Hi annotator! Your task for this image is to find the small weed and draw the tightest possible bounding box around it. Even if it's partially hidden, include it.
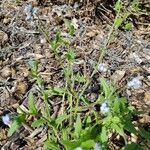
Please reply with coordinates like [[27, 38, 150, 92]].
[[114, 0, 141, 30], [7, 0, 150, 150]]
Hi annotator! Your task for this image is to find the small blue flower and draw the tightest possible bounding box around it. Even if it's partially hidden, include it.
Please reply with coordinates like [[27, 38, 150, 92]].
[[97, 63, 108, 73], [127, 77, 142, 89], [24, 4, 38, 21], [24, 4, 33, 14], [94, 142, 102, 150], [100, 102, 109, 114], [75, 147, 83, 150], [2, 114, 11, 126]]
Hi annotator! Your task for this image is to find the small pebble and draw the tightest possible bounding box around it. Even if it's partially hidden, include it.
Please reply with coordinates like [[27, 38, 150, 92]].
[[40, 37, 46, 44]]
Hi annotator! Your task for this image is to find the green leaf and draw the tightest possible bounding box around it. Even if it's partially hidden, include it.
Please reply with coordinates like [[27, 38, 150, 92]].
[[64, 19, 76, 36], [124, 118, 138, 135], [125, 22, 133, 30], [111, 123, 124, 137], [80, 124, 102, 141], [100, 78, 110, 98], [81, 139, 95, 148], [8, 114, 26, 136], [111, 116, 120, 124], [101, 126, 108, 143], [138, 128, 150, 139], [28, 92, 37, 114], [45, 87, 65, 96], [86, 116, 92, 124], [66, 49, 76, 62], [123, 143, 139, 150], [44, 140, 58, 150], [75, 73, 86, 83], [114, 0, 122, 12], [16, 0, 21, 4], [55, 31, 62, 43], [61, 140, 80, 150], [51, 31, 63, 51], [31, 118, 46, 128], [36, 77, 44, 89], [8, 120, 20, 137], [62, 129, 68, 141], [131, 0, 140, 12], [117, 97, 128, 113], [113, 98, 120, 114], [69, 25, 75, 36], [55, 114, 69, 125], [115, 17, 123, 29], [102, 115, 112, 126], [74, 114, 82, 138], [53, 87, 65, 95], [29, 60, 38, 78]]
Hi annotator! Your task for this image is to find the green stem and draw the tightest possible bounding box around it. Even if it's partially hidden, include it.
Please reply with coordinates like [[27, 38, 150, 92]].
[[77, 0, 122, 103]]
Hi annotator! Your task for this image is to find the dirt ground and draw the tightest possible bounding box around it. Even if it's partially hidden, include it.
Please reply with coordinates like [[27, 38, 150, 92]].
[[0, 0, 150, 149]]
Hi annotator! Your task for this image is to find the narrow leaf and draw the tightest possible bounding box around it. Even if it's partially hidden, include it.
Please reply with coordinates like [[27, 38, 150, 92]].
[[139, 128, 150, 139], [101, 126, 108, 143], [28, 92, 37, 114], [123, 143, 139, 150], [8, 114, 26, 136], [115, 17, 123, 29], [74, 114, 82, 138], [55, 114, 69, 125], [8, 120, 20, 136], [31, 118, 46, 128], [81, 139, 95, 148], [44, 140, 58, 150], [100, 78, 110, 98]]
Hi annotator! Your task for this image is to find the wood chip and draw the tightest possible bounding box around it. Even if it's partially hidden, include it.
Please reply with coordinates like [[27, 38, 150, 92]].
[[111, 70, 126, 82]]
